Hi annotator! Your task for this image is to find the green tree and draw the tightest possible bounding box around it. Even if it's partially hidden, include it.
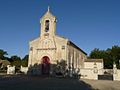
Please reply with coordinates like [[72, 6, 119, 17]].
[[89, 45, 120, 69], [89, 48, 112, 68], [110, 45, 120, 68], [89, 48, 105, 59], [21, 55, 28, 67], [10, 55, 22, 71], [0, 49, 8, 60]]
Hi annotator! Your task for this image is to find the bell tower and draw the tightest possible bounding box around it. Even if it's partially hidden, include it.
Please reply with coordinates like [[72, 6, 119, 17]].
[[40, 7, 57, 37]]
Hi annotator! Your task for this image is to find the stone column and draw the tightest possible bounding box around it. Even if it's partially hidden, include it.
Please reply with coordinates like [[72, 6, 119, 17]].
[[113, 62, 117, 74], [113, 62, 120, 81], [69, 55, 73, 77]]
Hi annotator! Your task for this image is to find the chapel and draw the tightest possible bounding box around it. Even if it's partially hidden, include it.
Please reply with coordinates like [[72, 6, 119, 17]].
[[28, 7, 96, 76]]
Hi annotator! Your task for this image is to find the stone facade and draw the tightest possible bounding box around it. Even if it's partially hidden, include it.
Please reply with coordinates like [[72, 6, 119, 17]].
[[28, 8, 87, 75], [84, 59, 103, 70], [80, 59, 104, 80]]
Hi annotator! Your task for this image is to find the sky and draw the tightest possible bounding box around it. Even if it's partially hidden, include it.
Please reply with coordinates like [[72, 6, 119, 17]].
[[0, 0, 120, 58]]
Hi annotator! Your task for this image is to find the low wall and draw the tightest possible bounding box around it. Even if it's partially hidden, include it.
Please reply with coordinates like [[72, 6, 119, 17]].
[[79, 67, 120, 81], [7, 65, 15, 75], [20, 66, 28, 74], [103, 69, 113, 74], [113, 69, 120, 81], [98, 69, 104, 75], [80, 68, 98, 80]]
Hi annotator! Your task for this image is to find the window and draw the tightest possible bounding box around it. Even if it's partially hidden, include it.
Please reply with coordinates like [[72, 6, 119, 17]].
[[45, 20, 49, 32], [62, 46, 65, 49], [30, 47, 33, 51]]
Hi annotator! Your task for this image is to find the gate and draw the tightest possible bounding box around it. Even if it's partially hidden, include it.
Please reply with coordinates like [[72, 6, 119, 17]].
[[98, 74, 113, 80]]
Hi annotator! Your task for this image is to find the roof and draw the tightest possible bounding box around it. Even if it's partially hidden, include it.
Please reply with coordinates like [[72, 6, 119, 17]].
[[68, 41, 87, 55], [55, 35, 87, 55], [56, 34, 67, 39], [40, 7, 56, 22], [85, 59, 103, 62]]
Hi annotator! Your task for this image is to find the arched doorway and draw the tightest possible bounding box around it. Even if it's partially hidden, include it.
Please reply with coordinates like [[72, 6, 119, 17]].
[[41, 56, 50, 75]]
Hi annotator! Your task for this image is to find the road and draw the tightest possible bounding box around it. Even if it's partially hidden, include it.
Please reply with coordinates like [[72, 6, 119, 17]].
[[0, 75, 93, 90]]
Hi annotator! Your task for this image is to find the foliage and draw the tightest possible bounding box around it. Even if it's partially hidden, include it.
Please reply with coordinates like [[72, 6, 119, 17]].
[[0, 49, 10, 71], [10, 55, 22, 71], [21, 55, 28, 67], [0, 60, 10, 70], [9, 55, 28, 72], [0, 49, 8, 60], [89, 45, 120, 69], [55, 60, 67, 76], [0, 49, 29, 73]]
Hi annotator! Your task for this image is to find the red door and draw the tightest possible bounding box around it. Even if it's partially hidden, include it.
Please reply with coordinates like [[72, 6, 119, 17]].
[[41, 56, 50, 75]]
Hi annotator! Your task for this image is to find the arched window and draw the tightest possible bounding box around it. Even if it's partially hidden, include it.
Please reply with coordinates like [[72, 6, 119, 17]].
[[45, 20, 49, 32]]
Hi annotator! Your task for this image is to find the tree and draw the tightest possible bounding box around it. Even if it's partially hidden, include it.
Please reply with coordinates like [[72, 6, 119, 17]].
[[55, 60, 67, 76], [89, 45, 120, 69], [0, 49, 8, 60], [0, 60, 11, 70], [110, 46, 120, 68], [89, 48, 105, 59], [21, 55, 28, 67], [10, 55, 22, 71], [89, 48, 111, 68]]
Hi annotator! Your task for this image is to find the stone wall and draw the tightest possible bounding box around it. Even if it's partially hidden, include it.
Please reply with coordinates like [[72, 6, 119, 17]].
[[20, 66, 28, 74], [80, 68, 98, 80], [113, 69, 120, 81], [7, 65, 15, 75]]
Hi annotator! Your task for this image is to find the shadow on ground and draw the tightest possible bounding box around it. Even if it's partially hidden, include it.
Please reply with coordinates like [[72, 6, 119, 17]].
[[0, 75, 95, 90]]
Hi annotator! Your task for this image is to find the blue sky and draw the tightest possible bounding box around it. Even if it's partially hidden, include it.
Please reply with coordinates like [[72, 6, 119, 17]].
[[0, 0, 120, 58]]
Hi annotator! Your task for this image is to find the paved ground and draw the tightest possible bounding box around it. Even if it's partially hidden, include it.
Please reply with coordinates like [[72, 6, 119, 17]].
[[0, 75, 93, 90], [82, 79, 120, 90], [0, 75, 120, 90]]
